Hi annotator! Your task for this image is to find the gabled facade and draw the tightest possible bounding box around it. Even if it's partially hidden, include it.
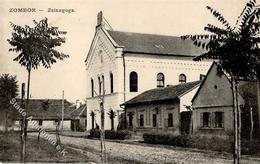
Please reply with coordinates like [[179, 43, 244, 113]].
[[192, 62, 246, 136], [85, 12, 212, 130]]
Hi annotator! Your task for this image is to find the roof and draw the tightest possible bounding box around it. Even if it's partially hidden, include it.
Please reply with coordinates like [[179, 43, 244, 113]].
[[70, 104, 87, 117], [123, 81, 201, 106], [107, 30, 206, 57], [15, 99, 74, 120]]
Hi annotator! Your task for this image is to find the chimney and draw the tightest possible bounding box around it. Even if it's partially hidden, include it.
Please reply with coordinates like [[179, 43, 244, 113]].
[[76, 100, 80, 109], [97, 11, 103, 27]]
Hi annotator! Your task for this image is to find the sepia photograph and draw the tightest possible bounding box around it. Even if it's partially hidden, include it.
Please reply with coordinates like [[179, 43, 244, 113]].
[[0, 0, 260, 163]]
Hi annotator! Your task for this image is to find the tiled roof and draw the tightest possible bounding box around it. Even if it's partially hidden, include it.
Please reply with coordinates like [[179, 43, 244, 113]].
[[15, 99, 74, 120], [70, 104, 87, 117], [123, 81, 201, 106], [107, 30, 206, 57]]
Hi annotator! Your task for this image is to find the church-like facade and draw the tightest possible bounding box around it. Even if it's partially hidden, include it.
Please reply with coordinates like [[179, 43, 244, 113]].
[[85, 12, 212, 130]]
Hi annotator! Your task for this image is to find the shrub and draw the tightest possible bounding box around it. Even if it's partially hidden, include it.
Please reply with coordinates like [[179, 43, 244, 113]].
[[143, 133, 233, 152], [89, 129, 100, 138], [241, 139, 260, 155], [89, 129, 130, 140]]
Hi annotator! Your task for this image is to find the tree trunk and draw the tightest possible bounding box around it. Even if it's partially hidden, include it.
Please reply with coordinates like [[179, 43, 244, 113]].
[[37, 121, 41, 143], [5, 112, 8, 133], [20, 82, 26, 163], [56, 121, 61, 146], [231, 76, 239, 164], [257, 80, 260, 137], [235, 79, 241, 163], [111, 117, 114, 131], [250, 106, 254, 141], [25, 69, 31, 138], [92, 115, 94, 129], [100, 102, 106, 163], [189, 109, 193, 136]]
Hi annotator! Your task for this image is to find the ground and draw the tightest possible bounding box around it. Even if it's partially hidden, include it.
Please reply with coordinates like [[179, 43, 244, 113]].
[[42, 133, 260, 164], [1, 131, 260, 163], [0, 132, 90, 163]]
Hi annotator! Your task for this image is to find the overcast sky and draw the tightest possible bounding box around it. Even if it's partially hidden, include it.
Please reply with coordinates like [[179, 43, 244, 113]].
[[0, 0, 252, 103]]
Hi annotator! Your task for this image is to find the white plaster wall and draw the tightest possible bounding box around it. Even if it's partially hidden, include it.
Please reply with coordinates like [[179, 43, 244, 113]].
[[179, 86, 199, 112], [27, 120, 71, 131], [124, 53, 211, 101], [86, 29, 124, 130]]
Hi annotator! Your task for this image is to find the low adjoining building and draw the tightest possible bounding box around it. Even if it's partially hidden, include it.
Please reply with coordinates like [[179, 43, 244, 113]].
[[122, 81, 201, 135], [192, 62, 259, 137]]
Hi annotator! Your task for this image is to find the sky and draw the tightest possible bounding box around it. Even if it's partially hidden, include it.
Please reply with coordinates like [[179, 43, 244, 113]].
[[0, 0, 252, 103]]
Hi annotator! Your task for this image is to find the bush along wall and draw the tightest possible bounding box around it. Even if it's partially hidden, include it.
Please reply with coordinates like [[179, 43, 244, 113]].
[[143, 133, 260, 156], [89, 129, 130, 140]]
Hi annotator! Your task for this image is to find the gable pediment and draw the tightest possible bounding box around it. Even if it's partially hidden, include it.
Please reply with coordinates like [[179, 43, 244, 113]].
[[85, 29, 117, 70], [192, 63, 233, 108]]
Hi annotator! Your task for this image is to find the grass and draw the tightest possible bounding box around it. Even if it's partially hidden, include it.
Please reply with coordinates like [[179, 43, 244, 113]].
[[0, 131, 91, 162]]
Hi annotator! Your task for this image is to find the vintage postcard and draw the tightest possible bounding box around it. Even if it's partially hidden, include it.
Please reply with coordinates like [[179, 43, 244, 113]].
[[0, 0, 259, 163]]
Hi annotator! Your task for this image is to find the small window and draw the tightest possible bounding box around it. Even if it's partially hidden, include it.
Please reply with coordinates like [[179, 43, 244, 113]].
[[168, 113, 173, 127], [157, 73, 165, 88], [152, 114, 157, 127], [98, 77, 101, 95], [214, 112, 224, 128], [202, 112, 210, 127], [39, 120, 43, 126], [91, 78, 94, 97], [179, 74, 187, 83], [100, 55, 103, 63], [102, 75, 105, 95], [139, 114, 144, 127], [130, 72, 138, 92], [110, 73, 114, 93]]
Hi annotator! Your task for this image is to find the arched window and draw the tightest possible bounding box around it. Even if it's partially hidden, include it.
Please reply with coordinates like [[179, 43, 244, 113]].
[[110, 73, 114, 93], [179, 74, 186, 83], [157, 73, 165, 88], [98, 76, 101, 95], [102, 75, 105, 95], [129, 71, 138, 92], [91, 78, 94, 97]]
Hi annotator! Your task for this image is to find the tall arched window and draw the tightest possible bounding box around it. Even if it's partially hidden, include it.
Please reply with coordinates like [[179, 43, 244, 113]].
[[91, 78, 94, 97], [110, 73, 114, 93], [129, 71, 138, 92], [157, 73, 165, 88], [179, 74, 186, 83], [98, 76, 101, 95], [102, 75, 105, 95]]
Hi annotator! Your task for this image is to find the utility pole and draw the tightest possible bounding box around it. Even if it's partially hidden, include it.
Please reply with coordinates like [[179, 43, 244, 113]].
[[61, 90, 64, 132]]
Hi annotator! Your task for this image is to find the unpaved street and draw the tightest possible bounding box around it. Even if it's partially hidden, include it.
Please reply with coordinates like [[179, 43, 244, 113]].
[[49, 135, 260, 164]]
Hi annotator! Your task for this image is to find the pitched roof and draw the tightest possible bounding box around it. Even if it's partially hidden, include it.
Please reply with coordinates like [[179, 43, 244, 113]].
[[123, 81, 201, 106], [107, 30, 206, 57], [70, 104, 87, 117], [15, 99, 74, 120]]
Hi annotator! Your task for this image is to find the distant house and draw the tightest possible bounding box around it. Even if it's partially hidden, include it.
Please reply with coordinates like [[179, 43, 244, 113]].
[[121, 81, 201, 135], [192, 62, 259, 137], [9, 99, 87, 132], [70, 104, 87, 131]]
